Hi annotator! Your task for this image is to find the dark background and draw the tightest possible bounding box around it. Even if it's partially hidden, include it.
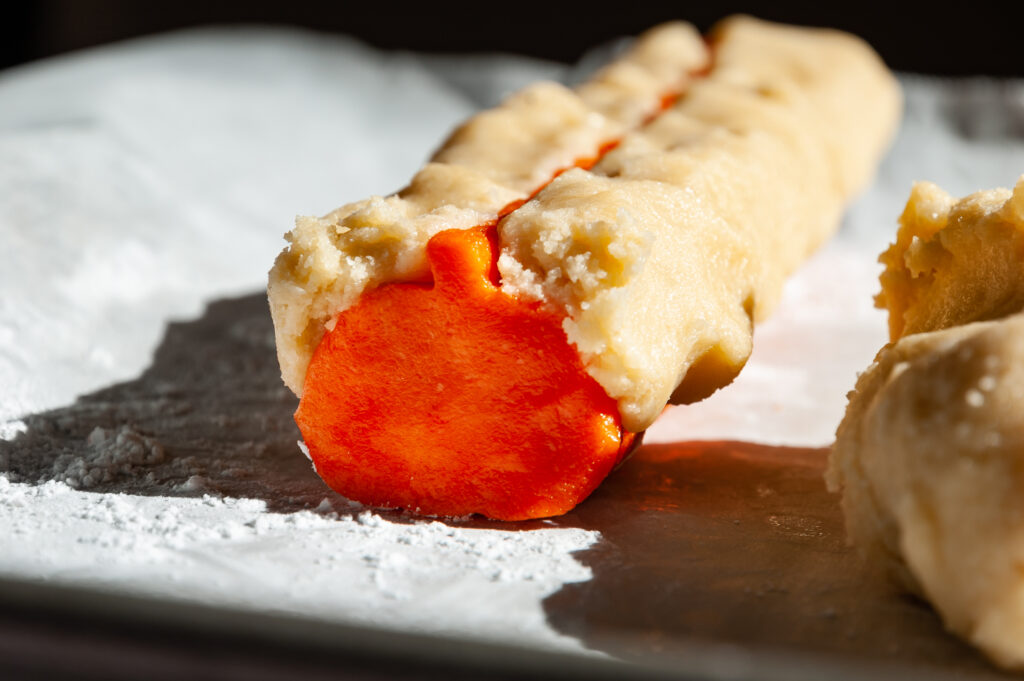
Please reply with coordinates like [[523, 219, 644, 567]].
[[1, 1, 1020, 75]]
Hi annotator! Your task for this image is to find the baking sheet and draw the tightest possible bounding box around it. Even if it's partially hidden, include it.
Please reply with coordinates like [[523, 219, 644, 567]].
[[2, 25, 1024, 678]]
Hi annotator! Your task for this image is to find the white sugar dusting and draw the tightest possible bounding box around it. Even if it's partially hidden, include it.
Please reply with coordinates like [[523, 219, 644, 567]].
[[0, 419, 26, 442], [0, 471, 596, 646]]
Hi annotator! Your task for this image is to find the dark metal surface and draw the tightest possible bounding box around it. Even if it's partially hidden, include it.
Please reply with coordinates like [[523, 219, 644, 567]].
[[0, 570, 978, 681], [544, 442, 1012, 679]]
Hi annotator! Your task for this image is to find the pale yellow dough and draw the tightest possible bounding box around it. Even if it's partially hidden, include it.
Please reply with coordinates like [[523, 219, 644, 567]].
[[269, 16, 900, 432], [878, 178, 1024, 340], [829, 314, 1024, 669], [829, 180, 1024, 670]]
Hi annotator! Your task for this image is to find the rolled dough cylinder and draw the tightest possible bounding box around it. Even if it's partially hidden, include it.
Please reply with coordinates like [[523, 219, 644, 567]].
[[269, 16, 901, 432]]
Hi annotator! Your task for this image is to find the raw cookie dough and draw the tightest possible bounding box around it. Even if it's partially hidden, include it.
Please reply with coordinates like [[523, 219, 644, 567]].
[[269, 22, 709, 397], [829, 313, 1024, 669], [269, 16, 900, 432], [878, 177, 1024, 340], [829, 178, 1024, 670]]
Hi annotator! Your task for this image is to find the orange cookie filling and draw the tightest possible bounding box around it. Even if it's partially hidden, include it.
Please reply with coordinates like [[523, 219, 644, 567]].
[[297, 226, 636, 520]]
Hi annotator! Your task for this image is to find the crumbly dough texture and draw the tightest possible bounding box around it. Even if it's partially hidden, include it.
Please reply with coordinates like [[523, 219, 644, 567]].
[[269, 21, 708, 396], [269, 17, 900, 432], [878, 178, 1024, 340], [497, 17, 900, 430], [828, 314, 1024, 669], [829, 180, 1024, 670]]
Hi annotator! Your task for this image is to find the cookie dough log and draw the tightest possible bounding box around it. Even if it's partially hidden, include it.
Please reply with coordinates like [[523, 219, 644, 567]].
[[270, 17, 899, 520], [828, 181, 1024, 669]]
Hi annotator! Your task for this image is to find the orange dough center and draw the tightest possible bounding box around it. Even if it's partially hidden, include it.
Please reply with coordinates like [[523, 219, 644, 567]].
[[296, 227, 633, 520]]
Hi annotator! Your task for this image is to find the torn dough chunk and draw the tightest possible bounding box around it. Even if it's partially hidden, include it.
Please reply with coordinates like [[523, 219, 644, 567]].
[[829, 179, 1024, 669]]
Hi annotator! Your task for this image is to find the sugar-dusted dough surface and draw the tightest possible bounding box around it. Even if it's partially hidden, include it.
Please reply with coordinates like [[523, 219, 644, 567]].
[[269, 17, 901, 432], [878, 178, 1024, 340], [830, 179, 1024, 670], [829, 313, 1024, 670]]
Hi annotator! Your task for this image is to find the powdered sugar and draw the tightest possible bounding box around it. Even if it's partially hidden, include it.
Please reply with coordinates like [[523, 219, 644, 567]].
[[50, 425, 167, 488], [0, 471, 597, 648]]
